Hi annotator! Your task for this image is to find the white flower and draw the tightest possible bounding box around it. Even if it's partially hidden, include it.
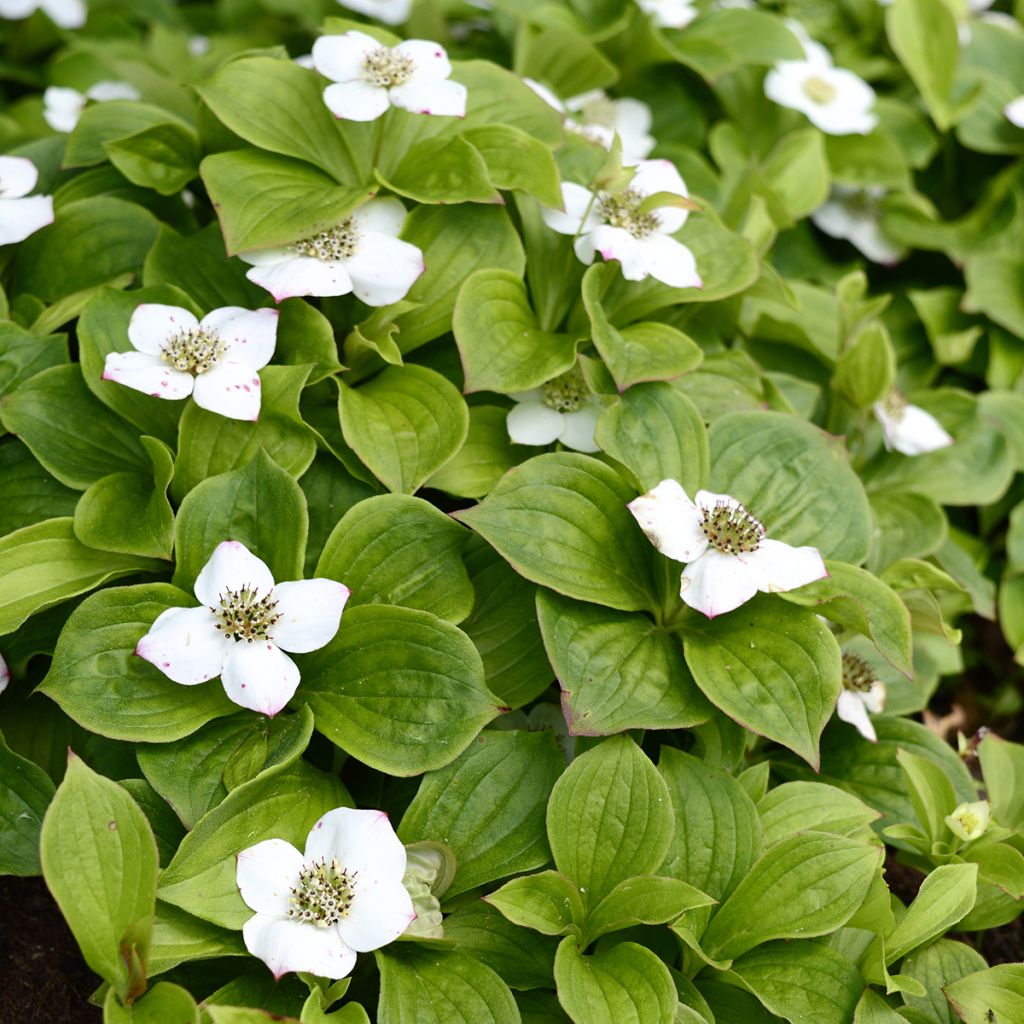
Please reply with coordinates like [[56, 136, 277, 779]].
[[0, 0, 85, 28], [525, 80, 655, 165], [0, 652, 9, 695], [103, 304, 279, 421], [0, 156, 54, 246], [506, 366, 602, 453], [334, 0, 412, 25], [627, 479, 828, 618], [811, 186, 905, 265], [1005, 95, 1024, 128], [945, 800, 990, 842], [188, 34, 210, 57], [137, 541, 349, 716], [294, 53, 316, 69], [873, 392, 953, 456], [764, 36, 877, 136], [541, 160, 701, 288], [637, 0, 698, 29], [237, 807, 415, 980], [43, 81, 141, 132], [240, 197, 424, 306], [313, 31, 466, 121], [835, 652, 886, 742]]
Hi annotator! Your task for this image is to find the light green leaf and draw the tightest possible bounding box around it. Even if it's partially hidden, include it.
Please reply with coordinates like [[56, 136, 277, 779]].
[[0, 729, 56, 875], [583, 875, 714, 945], [463, 124, 562, 206], [978, 733, 1024, 829], [886, 863, 979, 963], [0, 320, 68, 400], [149, 901, 247, 975], [486, 870, 584, 938], [105, 121, 200, 196], [902, 938, 987, 1024], [944, 963, 1024, 1024], [378, 135, 501, 205], [757, 781, 879, 847]]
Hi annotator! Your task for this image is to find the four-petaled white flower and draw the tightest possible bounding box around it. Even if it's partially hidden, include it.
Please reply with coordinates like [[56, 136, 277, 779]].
[[0, 156, 54, 246], [525, 79, 655, 165], [874, 392, 953, 457], [0, 0, 85, 27], [835, 652, 886, 742], [1005, 95, 1024, 129], [103, 304, 279, 422], [637, 0, 698, 29], [335, 0, 412, 24], [0, 652, 9, 695], [137, 541, 348, 716], [507, 365, 602, 454], [237, 807, 415, 980], [764, 32, 877, 136], [43, 81, 141, 133], [628, 479, 828, 618], [811, 185, 905, 265], [240, 197, 424, 306], [541, 160, 701, 288], [313, 31, 466, 121]]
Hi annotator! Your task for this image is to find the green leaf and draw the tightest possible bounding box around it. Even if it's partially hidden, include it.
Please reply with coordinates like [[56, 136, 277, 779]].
[[708, 410, 872, 563], [546, 735, 673, 906], [757, 781, 879, 847], [978, 733, 1024, 829], [0, 441, 79, 537], [105, 121, 200, 195], [400, 730, 564, 896], [0, 518, 164, 635], [315, 494, 473, 624], [885, 863, 979, 963], [202, 149, 372, 256], [173, 448, 308, 596], [148, 902, 247, 975], [963, 252, 1024, 340], [486, 870, 584, 937], [658, 747, 762, 901], [196, 56, 371, 185], [0, 363, 151, 489], [453, 269, 577, 394], [583, 875, 714, 945], [537, 591, 711, 735], [853, 989, 907, 1023], [0, 319, 68, 400], [554, 937, 677, 1024], [454, 453, 658, 613], [299, 604, 500, 776], [39, 583, 236, 742], [867, 493, 947, 573], [157, 760, 349, 929], [339, 364, 469, 494], [463, 125, 562, 206], [64, 100, 193, 168], [376, 945, 521, 1024], [378, 135, 501, 205], [0, 729, 56, 875], [684, 597, 842, 769], [727, 941, 864, 1024], [40, 753, 158, 999], [833, 322, 897, 410], [125, 981, 200, 1024], [945, 964, 1024, 1024], [896, 748, 958, 844], [902, 938, 987, 1024], [701, 832, 881, 961], [595, 383, 708, 494]]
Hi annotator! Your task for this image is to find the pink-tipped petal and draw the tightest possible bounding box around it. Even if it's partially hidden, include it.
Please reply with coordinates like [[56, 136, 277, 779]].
[[0, 652, 10, 694], [304, 807, 407, 881], [200, 306, 279, 370], [128, 304, 199, 355], [242, 915, 356, 981], [389, 78, 467, 118], [221, 642, 301, 717], [339, 879, 415, 952], [236, 838, 304, 916], [194, 540, 275, 607], [322, 80, 390, 121], [679, 549, 760, 618], [102, 350, 194, 400], [135, 605, 231, 686], [394, 39, 452, 80], [589, 225, 646, 279], [628, 478, 707, 564], [638, 235, 701, 289], [747, 538, 828, 595], [0, 195, 54, 246], [191, 360, 263, 422], [312, 31, 380, 82], [345, 233, 424, 306], [0, 156, 38, 199], [271, 579, 350, 654], [246, 255, 354, 302], [350, 196, 407, 238], [836, 690, 877, 742]]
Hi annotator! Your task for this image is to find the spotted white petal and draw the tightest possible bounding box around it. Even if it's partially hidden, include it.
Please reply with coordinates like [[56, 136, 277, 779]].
[[221, 641, 301, 717], [271, 579, 350, 654], [630, 159, 690, 233], [304, 807, 407, 882], [40, 0, 86, 27], [557, 404, 602, 453], [0, 155, 38, 199], [191, 360, 263, 421], [874, 402, 953, 456], [344, 233, 425, 306], [394, 39, 452, 80], [199, 306, 279, 370], [312, 31, 380, 82], [638, 234, 702, 289], [679, 548, 761, 618], [243, 914, 357, 980], [102, 350, 195, 400], [589, 225, 646, 279], [338, 878, 415, 952], [389, 77, 467, 117], [135, 605, 231, 685], [0, 195, 54, 245], [236, 838, 304, 916], [246, 254, 355, 302], [506, 401, 564, 446], [628, 479, 708, 564], [193, 540, 276, 607], [836, 689, 877, 742], [541, 182, 601, 236], [335, 0, 412, 25], [746, 538, 828, 595], [350, 196, 407, 237], [128, 303, 199, 355], [323, 79, 391, 121]]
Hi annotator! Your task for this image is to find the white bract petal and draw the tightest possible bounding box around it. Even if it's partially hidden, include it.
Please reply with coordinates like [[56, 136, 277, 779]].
[[745, 537, 828, 594], [680, 548, 761, 618], [191, 360, 262, 421], [238, 807, 413, 981], [945, 800, 990, 842], [271, 579, 351, 654], [836, 688, 877, 742], [0, 195, 54, 245], [556, 404, 602, 453], [102, 350, 195, 400], [541, 182, 603, 237], [200, 307, 279, 369], [507, 367, 601, 451], [194, 540, 275, 606], [811, 187, 905, 265], [390, 77, 467, 117], [135, 605, 232, 685], [39, 0, 86, 27], [344, 232, 425, 305], [627, 479, 708, 564], [246, 254, 355, 301], [1006, 95, 1024, 128], [85, 81, 140, 102], [0, 652, 9, 695], [637, 0, 699, 29], [0, 155, 38, 198], [335, 0, 412, 25], [43, 86, 86, 132], [765, 57, 877, 135], [874, 396, 954, 456], [506, 401, 565, 446], [221, 641, 301, 717]]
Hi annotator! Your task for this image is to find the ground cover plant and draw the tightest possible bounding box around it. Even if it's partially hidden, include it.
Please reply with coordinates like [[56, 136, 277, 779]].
[[2, 0, 1024, 1021]]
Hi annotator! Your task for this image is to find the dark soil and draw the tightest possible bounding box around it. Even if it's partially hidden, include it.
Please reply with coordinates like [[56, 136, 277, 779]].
[[0, 875, 101, 1024]]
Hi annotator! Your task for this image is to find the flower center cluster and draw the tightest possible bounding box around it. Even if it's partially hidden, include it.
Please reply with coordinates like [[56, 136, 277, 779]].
[[802, 74, 838, 106], [578, 95, 618, 129], [841, 652, 876, 692], [160, 327, 226, 375], [292, 221, 360, 262], [287, 857, 357, 928], [879, 390, 908, 422], [700, 500, 765, 555], [213, 584, 281, 643], [597, 187, 661, 239], [362, 47, 415, 88], [542, 365, 589, 412]]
